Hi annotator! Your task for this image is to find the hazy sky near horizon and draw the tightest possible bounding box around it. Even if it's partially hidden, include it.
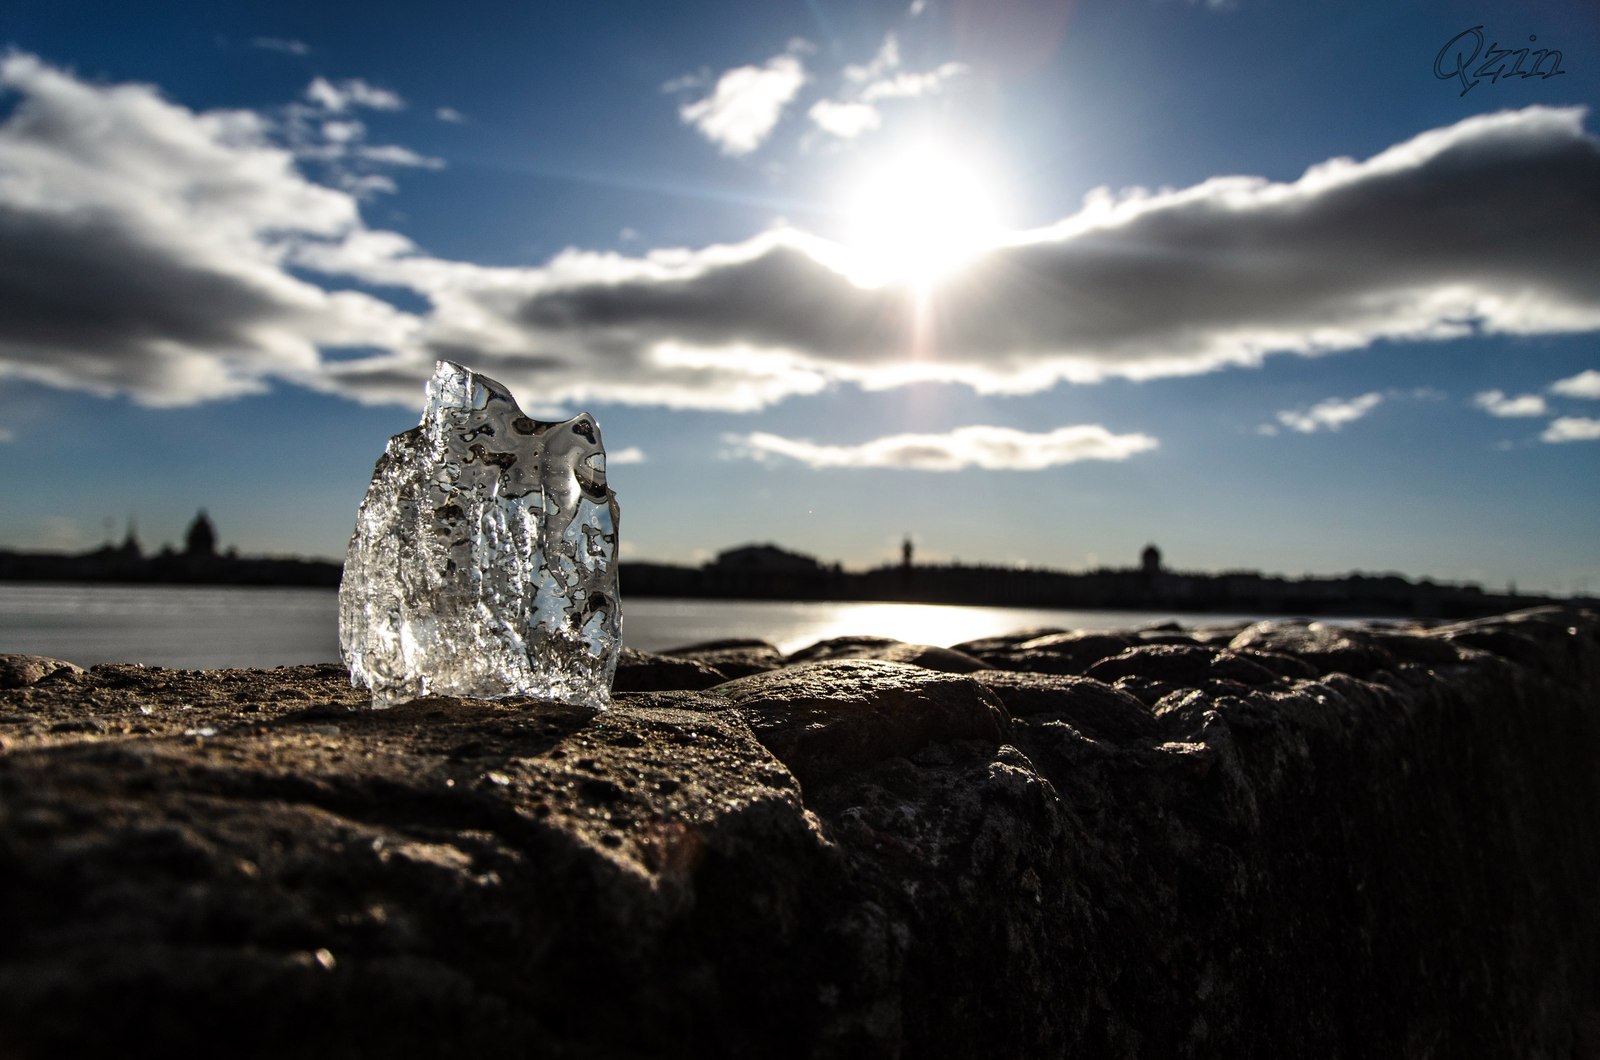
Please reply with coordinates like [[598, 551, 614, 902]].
[[0, 0, 1596, 592]]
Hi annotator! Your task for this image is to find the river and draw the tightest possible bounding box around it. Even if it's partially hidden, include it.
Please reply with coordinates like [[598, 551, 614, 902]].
[[0, 581, 1291, 669]]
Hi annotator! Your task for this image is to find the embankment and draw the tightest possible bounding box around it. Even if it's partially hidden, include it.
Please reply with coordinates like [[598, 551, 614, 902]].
[[1, 607, 1596, 1057]]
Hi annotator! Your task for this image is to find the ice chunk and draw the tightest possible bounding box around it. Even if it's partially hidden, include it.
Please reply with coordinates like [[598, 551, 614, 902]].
[[339, 361, 621, 709]]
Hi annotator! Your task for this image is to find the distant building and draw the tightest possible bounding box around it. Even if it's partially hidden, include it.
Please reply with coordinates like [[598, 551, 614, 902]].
[[703, 543, 831, 599], [185, 510, 218, 557], [118, 518, 142, 559], [902, 536, 914, 570], [1142, 544, 1162, 576], [710, 543, 821, 574]]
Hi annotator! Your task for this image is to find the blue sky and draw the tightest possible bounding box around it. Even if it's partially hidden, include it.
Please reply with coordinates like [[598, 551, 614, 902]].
[[0, 0, 1596, 593]]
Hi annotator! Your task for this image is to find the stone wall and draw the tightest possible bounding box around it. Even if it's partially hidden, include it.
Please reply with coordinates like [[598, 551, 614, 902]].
[[1, 607, 1595, 1057]]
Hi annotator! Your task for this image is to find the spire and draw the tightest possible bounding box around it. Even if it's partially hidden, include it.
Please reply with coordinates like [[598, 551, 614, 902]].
[[120, 517, 142, 557]]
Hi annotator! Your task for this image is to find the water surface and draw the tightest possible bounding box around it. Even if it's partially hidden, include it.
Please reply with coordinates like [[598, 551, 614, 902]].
[[1, 582, 1284, 669]]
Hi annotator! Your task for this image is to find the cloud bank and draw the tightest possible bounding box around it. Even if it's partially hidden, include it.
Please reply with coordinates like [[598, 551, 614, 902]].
[[1, 54, 1598, 416], [725, 424, 1158, 471], [0, 53, 413, 405]]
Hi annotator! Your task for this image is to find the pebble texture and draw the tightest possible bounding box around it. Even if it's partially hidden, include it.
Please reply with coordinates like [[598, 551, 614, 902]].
[[0, 608, 1597, 1058]]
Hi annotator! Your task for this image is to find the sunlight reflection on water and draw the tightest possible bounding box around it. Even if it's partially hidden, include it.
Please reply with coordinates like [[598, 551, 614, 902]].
[[1, 583, 1295, 669], [621, 598, 1276, 655]]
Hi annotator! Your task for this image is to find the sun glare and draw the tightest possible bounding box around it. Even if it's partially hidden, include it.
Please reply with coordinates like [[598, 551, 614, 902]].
[[844, 144, 1003, 288]]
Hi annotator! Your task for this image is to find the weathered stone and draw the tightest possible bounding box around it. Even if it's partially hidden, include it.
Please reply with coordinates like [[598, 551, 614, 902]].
[[1431, 608, 1590, 670], [971, 671, 1160, 743], [950, 627, 1065, 657], [785, 635, 901, 663], [1086, 644, 1219, 684], [981, 630, 1138, 675], [1229, 621, 1397, 677], [1227, 647, 1320, 681], [662, 638, 785, 679], [1081, 646, 1292, 688], [0, 654, 83, 689], [715, 660, 1011, 789], [0, 609, 1596, 1059], [611, 647, 727, 692], [787, 637, 991, 673]]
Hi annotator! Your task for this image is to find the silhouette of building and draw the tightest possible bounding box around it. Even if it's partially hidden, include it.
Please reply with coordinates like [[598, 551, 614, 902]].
[[118, 518, 142, 559], [1142, 543, 1162, 577], [710, 543, 821, 574], [902, 536, 914, 570], [185, 510, 217, 557], [701, 543, 831, 598]]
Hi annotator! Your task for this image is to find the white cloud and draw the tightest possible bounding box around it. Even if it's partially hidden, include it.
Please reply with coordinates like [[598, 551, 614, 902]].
[[809, 35, 966, 143], [1550, 369, 1600, 398], [677, 54, 805, 156], [252, 38, 310, 56], [0, 53, 413, 405], [280, 103, 441, 195], [609, 446, 647, 465], [724, 424, 1158, 471], [435, 107, 465, 124], [304, 77, 404, 113], [321, 119, 364, 143], [1541, 416, 1600, 443], [858, 61, 967, 102], [382, 104, 1597, 409], [355, 144, 444, 168], [1275, 393, 1384, 433], [1474, 389, 1549, 417], [808, 100, 880, 139], [3, 57, 1600, 421], [844, 36, 901, 85], [337, 173, 398, 197]]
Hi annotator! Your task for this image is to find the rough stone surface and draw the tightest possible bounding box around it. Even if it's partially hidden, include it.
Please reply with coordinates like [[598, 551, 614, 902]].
[[662, 639, 786, 679], [611, 647, 728, 693], [787, 636, 992, 673], [1228, 621, 1398, 678], [974, 629, 1140, 675], [0, 653, 82, 689], [2, 607, 1597, 1059]]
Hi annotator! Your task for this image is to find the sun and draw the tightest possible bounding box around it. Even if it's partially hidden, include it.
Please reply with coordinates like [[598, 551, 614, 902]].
[[844, 143, 1004, 289]]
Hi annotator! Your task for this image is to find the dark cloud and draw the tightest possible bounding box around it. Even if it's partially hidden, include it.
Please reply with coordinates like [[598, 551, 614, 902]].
[[0, 51, 1596, 415], [0, 54, 409, 404], [466, 107, 1600, 396]]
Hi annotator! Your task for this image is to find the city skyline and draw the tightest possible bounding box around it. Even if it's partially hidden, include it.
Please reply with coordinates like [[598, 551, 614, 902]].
[[5, 505, 1581, 602], [0, 0, 1597, 593]]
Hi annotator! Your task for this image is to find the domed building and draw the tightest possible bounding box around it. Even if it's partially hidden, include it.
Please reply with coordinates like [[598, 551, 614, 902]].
[[1142, 544, 1162, 576], [185, 510, 218, 557]]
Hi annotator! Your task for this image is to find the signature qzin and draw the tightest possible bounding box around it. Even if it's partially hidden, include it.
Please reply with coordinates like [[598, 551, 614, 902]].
[[1435, 26, 1566, 96]]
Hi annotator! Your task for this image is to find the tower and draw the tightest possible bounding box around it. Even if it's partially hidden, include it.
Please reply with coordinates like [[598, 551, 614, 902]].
[[902, 535, 914, 570], [185, 510, 217, 556], [1141, 543, 1161, 576], [119, 517, 142, 558]]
